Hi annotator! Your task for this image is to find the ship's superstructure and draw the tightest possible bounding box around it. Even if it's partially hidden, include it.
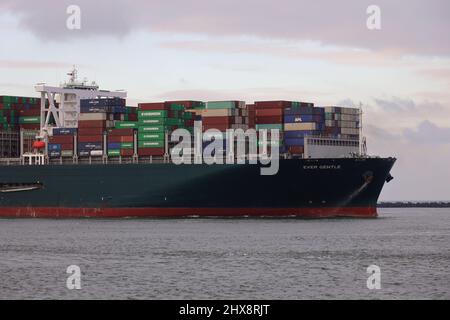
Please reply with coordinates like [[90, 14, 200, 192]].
[[35, 66, 126, 139]]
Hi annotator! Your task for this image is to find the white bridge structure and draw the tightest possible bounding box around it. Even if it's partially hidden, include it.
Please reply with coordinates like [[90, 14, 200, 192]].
[[34, 67, 127, 139]]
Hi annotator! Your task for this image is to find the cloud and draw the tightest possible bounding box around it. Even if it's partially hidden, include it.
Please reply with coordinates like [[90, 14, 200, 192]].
[[403, 121, 450, 144], [373, 97, 445, 114], [0, 60, 71, 69], [1, 0, 449, 56]]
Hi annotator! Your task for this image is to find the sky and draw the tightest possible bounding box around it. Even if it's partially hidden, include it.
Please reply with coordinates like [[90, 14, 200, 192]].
[[0, 0, 449, 201]]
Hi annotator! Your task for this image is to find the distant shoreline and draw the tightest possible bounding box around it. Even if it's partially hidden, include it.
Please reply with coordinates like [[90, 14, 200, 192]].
[[378, 202, 450, 208]]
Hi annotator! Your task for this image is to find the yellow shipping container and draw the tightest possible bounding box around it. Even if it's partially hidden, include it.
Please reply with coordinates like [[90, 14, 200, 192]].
[[284, 123, 317, 131]]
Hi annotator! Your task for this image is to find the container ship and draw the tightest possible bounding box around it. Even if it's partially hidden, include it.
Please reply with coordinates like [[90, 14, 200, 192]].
[[0, 68, 396, 218]]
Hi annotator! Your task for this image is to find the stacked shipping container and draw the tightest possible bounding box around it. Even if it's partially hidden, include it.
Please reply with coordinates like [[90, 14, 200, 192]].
[[0, 93, 361, 160], [0, 95, 42, 131], [283, 104, 324, 155], [324, 107, 360, 139], [75, 98, 136, 158]]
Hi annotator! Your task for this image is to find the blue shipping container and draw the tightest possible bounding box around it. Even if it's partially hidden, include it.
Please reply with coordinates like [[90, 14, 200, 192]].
[[49, 151, 61, 158], [284, 130, 319, 139], [112, 106, 126, 113], [80, 105, 112, 113], [78, 151, 91, 157], [78, 142, 103, 150], [48, 144, 61, 151], [284, 106, 314, 115], [53, 128, 77, 136], [81, 98, 126, 108], [108, 143, 121, 149], [284, 115, 316, 123], [284, 138, 305, 146]]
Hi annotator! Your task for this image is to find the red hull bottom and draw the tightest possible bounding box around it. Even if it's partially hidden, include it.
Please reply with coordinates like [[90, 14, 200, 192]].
[[0, 207, 377, 218]]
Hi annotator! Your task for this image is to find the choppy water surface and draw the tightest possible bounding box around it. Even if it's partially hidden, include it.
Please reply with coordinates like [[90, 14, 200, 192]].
[[0, 208, 449, 300]]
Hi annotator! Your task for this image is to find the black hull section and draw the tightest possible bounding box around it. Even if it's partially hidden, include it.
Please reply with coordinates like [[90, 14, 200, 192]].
[[0, 158, 396, 218]]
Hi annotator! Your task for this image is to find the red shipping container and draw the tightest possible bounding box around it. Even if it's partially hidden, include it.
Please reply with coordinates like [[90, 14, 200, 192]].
[[185, 120, 195, 127], [255, 108, 284, 117], [78, 135, 103, 143], [202, 124, 230, 132], [78, 120, 106, 128], [20, 124, 40, 130], [120, 136, 134, 143], [49, 136, 74, 144], [289, 146, 304, 154], [107, 136, 122, 143], [120, 149, 134, 157], [19, 110, 41, 117], [138, 148, 165, 156], [109, 136, 133, 143], [60, 143, 74, 151], [78, 127, 105, 136], [255, 101, 292, 109], [138, 102, 169, 111], [127, 114, 138, 121], [202, 117, 233, 125], [108, 129, 135, 136], [255, 116, 283, 124]]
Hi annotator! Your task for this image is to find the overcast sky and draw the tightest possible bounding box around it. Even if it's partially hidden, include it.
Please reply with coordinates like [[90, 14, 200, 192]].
[[1, 0, 449, 201]]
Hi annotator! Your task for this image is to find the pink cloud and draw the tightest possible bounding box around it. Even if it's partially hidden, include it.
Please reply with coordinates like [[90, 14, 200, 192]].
[[0, 60, 71, 69], [1, 0, 449, 56]]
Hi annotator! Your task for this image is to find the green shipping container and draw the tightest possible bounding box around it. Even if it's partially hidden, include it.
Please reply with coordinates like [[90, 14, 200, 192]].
[[120, 142, 134, 149], [115, 121, 138, 129], [138, 110, 168, 118], [138, 125, 167, 133], [169, 104, 185, 111], [166, 118, 184, 126], [192, 102, 206, 109], [108, 149, 121, 157], [256, 124, 283, 131], [138, 132, 165, 141], [138, 118, 166, 125], [206, 101, 236, 109], [19, 116, 40, 124], [138, 140, 165, 148]]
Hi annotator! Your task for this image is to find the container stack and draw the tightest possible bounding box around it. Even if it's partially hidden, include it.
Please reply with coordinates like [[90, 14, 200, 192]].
[[283, 104, 324, 155], [324, 107, 360, 139], [199, 101, 248, 155], [136, 102, 171, 156], [77, 98, 129, 158], [107, 128, 135, 157], [201, 101, 248, 132], [254, 101, 323, 155], [0, 96, 42, 131], [254, 101, 290, 153], [247, 104, 256, 129], [48, 128, 77, 158]]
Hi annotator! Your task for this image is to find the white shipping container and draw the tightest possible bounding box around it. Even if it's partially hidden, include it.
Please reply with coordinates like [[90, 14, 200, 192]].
[[284, 123, 317, 131], [341, 128, 359, 135], [341, 114, 359, 121], [79, 113, 107, 121], [341, 107, 359, 115], [90, 150, 104, 157]]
